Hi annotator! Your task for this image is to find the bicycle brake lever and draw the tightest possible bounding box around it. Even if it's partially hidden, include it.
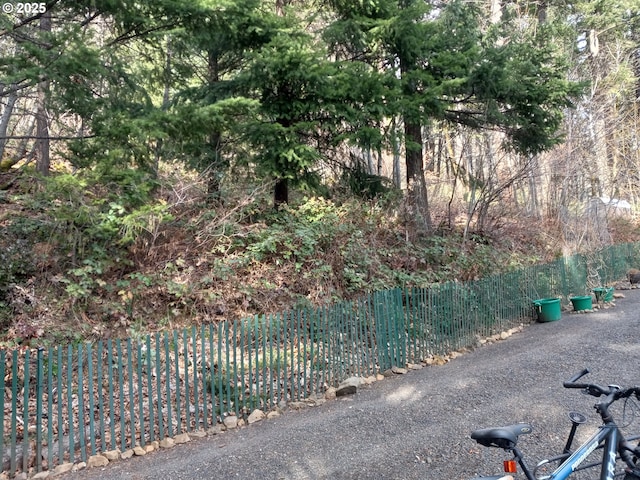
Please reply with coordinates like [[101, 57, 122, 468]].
[[583, 386, 602, 397]]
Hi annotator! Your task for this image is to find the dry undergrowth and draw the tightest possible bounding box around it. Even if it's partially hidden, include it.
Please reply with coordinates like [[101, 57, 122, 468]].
[[1, 171, 637, 349]]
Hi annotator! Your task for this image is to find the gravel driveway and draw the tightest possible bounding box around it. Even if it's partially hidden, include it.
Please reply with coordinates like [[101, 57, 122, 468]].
[[67, 289, 640, 480]]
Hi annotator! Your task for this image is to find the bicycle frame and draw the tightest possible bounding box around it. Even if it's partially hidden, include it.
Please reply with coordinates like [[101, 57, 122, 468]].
[[483, 422, 640, 480], [471, 370, 640, 480], [543, 424, 618, 479]]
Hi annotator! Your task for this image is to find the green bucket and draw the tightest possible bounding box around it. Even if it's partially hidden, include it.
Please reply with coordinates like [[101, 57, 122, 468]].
[[569, 295, 592, 312], [533, 298, 562, 322], [605, 287, 614, 302], [594, 287, 614, 302]]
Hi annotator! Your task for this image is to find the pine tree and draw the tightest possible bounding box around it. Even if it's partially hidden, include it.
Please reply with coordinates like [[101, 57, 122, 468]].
[[324, 0, 583, 226]]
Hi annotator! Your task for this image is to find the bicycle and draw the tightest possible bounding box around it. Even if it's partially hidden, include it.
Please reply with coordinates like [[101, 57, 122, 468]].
[[468, 369, 640, 479]]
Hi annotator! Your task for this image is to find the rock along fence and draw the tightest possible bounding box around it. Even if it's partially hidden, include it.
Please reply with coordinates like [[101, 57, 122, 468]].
[[2, 242, 639, 477]]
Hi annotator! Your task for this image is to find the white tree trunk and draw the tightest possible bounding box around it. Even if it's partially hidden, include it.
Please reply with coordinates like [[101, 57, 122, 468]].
[[35, 11, 51, 175], [0, 85, 18, 162]]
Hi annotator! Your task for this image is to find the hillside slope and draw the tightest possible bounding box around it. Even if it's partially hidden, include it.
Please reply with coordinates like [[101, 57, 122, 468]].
[[1, 173, 637, 348]]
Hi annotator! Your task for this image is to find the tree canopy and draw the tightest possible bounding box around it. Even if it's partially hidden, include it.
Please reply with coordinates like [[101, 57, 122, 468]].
[[0, 0, 590, 203]]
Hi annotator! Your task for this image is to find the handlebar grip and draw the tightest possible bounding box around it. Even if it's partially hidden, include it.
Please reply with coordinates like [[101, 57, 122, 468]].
[[563, 368, 590, 388]]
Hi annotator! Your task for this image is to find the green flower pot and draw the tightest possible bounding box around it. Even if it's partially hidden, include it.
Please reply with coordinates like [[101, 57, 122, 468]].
[[594, 287, 614, 302], [533, 298, 562, 322], [569, 295, 592, 312]]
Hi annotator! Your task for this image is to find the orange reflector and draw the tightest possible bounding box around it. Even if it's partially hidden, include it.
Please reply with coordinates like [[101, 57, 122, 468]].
[[504, 460, 517, 473]]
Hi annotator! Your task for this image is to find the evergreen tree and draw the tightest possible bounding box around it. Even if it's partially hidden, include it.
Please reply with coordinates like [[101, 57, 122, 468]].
[[239, 28, 337, 205], [162, 0, 277, 202], [324, 0, 582, 227]]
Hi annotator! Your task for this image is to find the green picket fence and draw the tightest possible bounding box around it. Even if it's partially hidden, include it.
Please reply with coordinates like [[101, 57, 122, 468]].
[[3, 242, 640, 476]]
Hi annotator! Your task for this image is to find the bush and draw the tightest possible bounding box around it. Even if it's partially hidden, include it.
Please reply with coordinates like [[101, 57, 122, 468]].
[[0, 239, 34, 294]]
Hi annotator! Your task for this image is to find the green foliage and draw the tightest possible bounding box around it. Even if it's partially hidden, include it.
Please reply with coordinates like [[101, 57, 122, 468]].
[[3, 0, 584, 207], [0, 173, 172, 317], [341, 161, 393, 200], [0, 239, 34, 295], [243, 197, 343, 270], [325, 0, 582, 159], [166, 98, 260, 166], [0, 0, 621, 346], [32, 171, 163, 249], [211, 194, 519, 296], [237, 30, 342, 193], [100, 200, 173, 246], [61, 258, 109, 302], [468, 23, 584, 154]]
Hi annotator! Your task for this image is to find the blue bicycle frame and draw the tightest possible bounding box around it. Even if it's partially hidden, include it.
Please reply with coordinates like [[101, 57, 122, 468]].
[[545, 424, 618, 479], [470, 370, 640, 480]]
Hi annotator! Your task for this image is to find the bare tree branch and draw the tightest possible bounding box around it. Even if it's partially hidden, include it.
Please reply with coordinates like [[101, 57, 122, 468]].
[[0, 0, 60, 37], [0, 134, 95, 140]]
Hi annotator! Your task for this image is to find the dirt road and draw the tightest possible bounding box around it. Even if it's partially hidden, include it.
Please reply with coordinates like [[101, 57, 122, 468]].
[[67, 290, 640, 479]]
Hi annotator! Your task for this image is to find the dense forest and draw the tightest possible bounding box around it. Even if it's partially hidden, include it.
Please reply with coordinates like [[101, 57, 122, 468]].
[[0, 0, 639, 347]]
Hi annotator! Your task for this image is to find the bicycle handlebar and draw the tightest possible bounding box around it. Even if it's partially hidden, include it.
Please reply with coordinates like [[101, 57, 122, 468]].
[[563, 368, 591, 389], [563, 369, 640, 403]]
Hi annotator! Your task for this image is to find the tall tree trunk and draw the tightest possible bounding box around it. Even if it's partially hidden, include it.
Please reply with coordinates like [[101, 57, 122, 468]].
[[490, 0, 501, 24], [154, 36, 172, 177], [404, 121, 422, 182], [273, 116, 290, 206], [527, 156, 540, 218], [35, 84, 50, 175], [207, 49, 224, 203], [404, 119, 432, 231], [274, 179, 288, 206], [207, 131, 223, 202], [0, 84, 18, 166], [275, 0, 289, 16], [537, 0, 547, 24], [366, 146, 373, 175], [273, 0, 290, 206], [391, 118, 401, 188], [35, 12, 51, 176], [400, 39, 432, 232], [635, 48, 640, 100], [398, 20, 432, 230]]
